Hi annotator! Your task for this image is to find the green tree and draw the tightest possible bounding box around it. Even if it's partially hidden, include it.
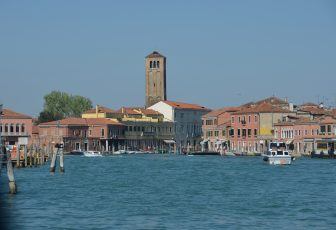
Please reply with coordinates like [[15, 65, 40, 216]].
[[38, 91, 92, 123]]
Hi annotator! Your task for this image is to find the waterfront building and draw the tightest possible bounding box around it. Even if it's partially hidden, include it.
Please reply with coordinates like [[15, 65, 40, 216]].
[[149, 100, 211, 153], [230, 101, 295, 153], [145, 51, 167, 108], [274, 115, 336, 155], [202, 107, 240, 152], [114, 107, 175, 152], [38, 118, 125, 152], [0, 108, 33, 146]]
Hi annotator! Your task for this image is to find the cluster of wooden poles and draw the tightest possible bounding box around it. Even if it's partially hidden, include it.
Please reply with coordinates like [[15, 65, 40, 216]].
[[1, 144, 65, 194]]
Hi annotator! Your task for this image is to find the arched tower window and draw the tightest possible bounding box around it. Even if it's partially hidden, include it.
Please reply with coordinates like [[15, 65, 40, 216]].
[[150, 61, 153, 68], [16, 124, 20, 133], [157, 61, 160, 68], [10, 124, 14, 133], [153, 61, 156, 68], [21, 124, 25, 133], [5, 124, 8, 133]]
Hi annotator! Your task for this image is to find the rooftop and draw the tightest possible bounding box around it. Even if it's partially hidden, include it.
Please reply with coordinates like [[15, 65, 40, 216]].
[[84, 105, 115, 114], [163, 100, 210, 111], [234, 102, 291, 115], [146, 51, 166, 58], [1, 108, 32, 119], [39, 117, 123, 126]]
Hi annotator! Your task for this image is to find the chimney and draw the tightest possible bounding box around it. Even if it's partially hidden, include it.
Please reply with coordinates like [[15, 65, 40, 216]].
[[96, 105, 99, 118], [121, 107, 125, 114]]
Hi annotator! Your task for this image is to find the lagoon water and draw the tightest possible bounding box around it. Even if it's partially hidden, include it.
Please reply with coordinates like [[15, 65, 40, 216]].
[[1, 155, 336, 229]]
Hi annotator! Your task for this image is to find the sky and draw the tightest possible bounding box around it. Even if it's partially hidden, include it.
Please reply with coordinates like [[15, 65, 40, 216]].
[[0, 0, 335, 116]]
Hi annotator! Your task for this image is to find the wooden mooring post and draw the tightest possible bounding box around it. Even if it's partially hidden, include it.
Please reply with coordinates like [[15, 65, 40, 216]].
[[50, 143, 64, 173]]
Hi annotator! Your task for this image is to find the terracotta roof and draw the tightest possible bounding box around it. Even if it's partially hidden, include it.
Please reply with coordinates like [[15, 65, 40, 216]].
[[299, 107, 327, 115], [146, 51, 165, 58], [39, 117, 123, 127], [163, 101, 210, 111], [254, 96, 288, 106], [316, 116, 336, 124], [203, 107, 240, 118], [300, 102, 319, 107], [84, 106, 115, 114], [234, 102, 291, 115], [1, 108, 32, 119], [39, 118, 88, 126]]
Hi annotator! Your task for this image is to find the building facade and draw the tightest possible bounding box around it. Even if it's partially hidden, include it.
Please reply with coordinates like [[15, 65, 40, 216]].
[[149, 100, 211, 153], [145, 51, 167, 108], [0, 108, 33, 146], [202, 107, 240, 152]]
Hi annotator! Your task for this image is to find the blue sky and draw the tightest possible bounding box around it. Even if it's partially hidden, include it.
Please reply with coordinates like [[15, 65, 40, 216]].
[[0, 0, 335, 116]]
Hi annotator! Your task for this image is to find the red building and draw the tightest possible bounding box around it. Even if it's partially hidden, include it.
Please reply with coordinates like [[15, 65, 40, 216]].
[[38, 118, 125, 152]]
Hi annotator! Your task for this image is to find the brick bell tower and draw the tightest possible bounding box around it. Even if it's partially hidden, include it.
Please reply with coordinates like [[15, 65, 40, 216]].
[[145, 51, 167, 108]]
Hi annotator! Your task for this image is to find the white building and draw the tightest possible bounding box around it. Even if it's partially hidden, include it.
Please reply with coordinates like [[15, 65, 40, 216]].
[[149, 101, 211, 153]]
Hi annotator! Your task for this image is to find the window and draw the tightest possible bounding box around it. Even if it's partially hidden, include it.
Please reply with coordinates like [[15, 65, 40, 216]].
[[237, 129, 241, 137], [153, 61, 156, 68], [248, 129, 251, 137], [214, 131, 219, 137], [5, 125, 8, 133], [206, 120, 213, 125], [214, 119, 218, 125], [222, 130, 226, 137], [231, 117, 234, 123], [16, 124, 19, 133], [305, 130, 308, 135], [238, 117, 241, 123], [101, 128, 105, 137], [21, 124, 25, 133], [254, 129, 257, 136], [327, 125, 331, 134], [248, 116, 251, 123], [229, 128, 234, 137], [89, 129, 92, 136], [254, 115, 257, 122], [157, 61, 160, 68], [0, 125, 2, 133], [320, 126, 326, 134], [242, 129, 246, 137], [150, 61, 153, 68], [169, 127, 172, 133], [10, 124, 14, 133]]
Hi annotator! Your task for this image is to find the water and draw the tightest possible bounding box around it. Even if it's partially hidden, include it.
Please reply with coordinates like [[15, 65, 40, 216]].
[[1, 155, 336, 229]]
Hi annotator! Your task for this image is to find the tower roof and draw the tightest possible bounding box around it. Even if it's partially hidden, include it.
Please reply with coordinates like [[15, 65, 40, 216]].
[[146, 51, 165, 58]]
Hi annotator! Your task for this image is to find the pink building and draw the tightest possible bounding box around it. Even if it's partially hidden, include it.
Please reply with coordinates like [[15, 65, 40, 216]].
[[202, 107, 240, 152], [274, 116, 336, 155], [0, 108, 33, 146]]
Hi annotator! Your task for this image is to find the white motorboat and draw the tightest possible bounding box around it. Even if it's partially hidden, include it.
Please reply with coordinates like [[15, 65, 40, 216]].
[[263, 142, 292, 165], [113, 150, 127, 155], [83, 151, 102, 157]]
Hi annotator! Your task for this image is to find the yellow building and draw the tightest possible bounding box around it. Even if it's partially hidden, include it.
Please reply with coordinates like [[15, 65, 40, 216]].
[[82, 105, 120, 119]]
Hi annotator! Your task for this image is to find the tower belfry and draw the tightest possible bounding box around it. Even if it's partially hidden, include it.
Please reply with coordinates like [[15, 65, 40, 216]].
[[145, 51, 167, 108]]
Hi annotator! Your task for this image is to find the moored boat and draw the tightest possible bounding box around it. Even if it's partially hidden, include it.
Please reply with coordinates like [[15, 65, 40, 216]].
[[263, 142, 292, 165], [83, 151, 102, 157]]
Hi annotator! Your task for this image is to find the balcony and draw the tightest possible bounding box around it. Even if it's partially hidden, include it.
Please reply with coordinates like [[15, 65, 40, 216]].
[[0, 132, 29, 137]]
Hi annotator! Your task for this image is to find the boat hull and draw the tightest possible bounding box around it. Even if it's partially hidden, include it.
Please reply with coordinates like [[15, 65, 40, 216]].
[[263, 156, 292, 165]]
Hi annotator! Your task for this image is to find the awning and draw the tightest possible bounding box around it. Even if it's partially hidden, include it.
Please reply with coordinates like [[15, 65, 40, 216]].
[[164, 140, 176, 144]]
